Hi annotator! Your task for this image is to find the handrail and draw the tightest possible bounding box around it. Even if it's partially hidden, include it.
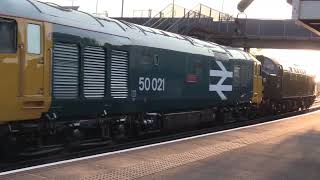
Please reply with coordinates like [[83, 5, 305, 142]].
[[143, 4, 172, 26], [42, 2, 73, 12], [140, 2, 234, 32], [36, 0, 105, 28], [150, 10, 175, 29], [150, 4, 200, 30], [149, 10, 171, 27], [78, 11, 105, 27], [166, 5, 208, 32], [165, 3, 234, 34], [27, 0, 43, 13], [98, 17, 126, 31]]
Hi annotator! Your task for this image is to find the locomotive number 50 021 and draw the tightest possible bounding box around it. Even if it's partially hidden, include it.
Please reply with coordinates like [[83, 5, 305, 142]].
[[139, 77, 165, 92]]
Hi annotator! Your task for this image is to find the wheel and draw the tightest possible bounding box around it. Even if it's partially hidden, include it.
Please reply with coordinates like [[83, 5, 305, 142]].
[[0, 135, 18, 161]]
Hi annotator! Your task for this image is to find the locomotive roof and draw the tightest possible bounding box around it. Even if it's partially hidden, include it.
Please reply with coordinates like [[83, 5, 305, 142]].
[[0, 0, 228, 58]]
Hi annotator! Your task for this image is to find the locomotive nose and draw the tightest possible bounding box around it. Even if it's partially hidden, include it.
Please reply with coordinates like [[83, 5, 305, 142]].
[[0, 16, 51, 123], [0, 17, 19, 122]]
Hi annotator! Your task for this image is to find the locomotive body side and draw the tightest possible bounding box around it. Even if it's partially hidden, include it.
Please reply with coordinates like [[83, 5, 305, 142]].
[[281, 67, 316, 99], [47, 24, 237, 119]]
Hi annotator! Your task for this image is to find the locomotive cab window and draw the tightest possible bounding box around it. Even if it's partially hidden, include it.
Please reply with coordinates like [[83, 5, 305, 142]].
[[258, 64, 262, 76], [27, 24, 41, 54], [0, 18, 17, 53], [262, 58, 277, 75]]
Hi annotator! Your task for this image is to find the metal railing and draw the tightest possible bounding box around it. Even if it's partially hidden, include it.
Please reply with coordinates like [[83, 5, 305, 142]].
[[206, 19, 320, 40], [164, 4, 234, 35], [142, 3, 233, 30]]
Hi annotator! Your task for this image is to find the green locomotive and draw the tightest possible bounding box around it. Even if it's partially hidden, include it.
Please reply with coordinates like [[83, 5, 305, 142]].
[[256, 55, 316, 113]]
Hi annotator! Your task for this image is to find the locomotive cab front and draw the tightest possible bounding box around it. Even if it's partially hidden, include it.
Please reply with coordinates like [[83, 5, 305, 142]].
[[256, 55, 282, 100], [0, 16, 51, 125]]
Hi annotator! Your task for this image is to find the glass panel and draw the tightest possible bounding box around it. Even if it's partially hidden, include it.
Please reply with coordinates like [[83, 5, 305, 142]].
[[240, 51, 252, 60], [262, 58, 278, 75], [259, 65, 262, 75], [27, 24, 41, 54], [0, 18, 16, 53], [227, 49, 246, 60], [233, 65, 241, 87], [190, 61, 202, 76], [241, 65, 248, 87]]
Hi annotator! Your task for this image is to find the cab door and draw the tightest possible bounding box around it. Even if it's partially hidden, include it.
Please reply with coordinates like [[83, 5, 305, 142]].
[[252, 61, 263, 105], [22, 21, 45, 107]]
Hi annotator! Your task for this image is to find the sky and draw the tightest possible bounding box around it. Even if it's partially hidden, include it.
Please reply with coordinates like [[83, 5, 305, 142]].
[[38, 0, 320, 81]]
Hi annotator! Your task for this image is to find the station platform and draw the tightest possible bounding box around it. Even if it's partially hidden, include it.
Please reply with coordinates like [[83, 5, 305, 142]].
[[2, 110, 320, 180]]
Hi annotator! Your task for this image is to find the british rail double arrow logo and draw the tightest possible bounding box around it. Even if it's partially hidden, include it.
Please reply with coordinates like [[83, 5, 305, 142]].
[[209, 61, 233, 100]]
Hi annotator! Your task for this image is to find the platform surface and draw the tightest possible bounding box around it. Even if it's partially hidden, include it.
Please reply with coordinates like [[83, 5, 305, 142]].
[[2, 110, 320, 180]]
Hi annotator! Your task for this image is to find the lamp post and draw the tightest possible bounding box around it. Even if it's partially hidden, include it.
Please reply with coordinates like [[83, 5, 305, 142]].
[[219, 0, 225, 21], [96, 0, 99, 14], [121, 0, 124, 17], [172, 0, 175, 18], [221, 0, 225, 12], [237, 0, 255, 12], [69, 0, 77, 7]]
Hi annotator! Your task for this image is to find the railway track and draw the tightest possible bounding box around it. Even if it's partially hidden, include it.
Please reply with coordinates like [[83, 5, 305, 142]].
[[1, 103, 320, 174]]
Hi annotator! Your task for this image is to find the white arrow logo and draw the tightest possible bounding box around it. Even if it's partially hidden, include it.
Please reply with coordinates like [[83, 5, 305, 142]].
[[209, 61, 233, 100]]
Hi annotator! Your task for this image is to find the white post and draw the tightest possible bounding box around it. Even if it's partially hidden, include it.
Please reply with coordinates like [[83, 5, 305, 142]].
[[96, 0, 99, 14], [121, 0, 124, 17], [221, 0, 225, 12], [172, 0, 175, 18], [220, 0, 225, 21]]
